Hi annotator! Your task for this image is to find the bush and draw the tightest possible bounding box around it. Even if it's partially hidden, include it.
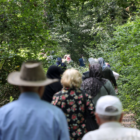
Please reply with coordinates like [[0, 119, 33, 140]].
[[105, 17, 140, 128]]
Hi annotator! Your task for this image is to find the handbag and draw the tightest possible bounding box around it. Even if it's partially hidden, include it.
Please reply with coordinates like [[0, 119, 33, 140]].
[[82, 90, 99, 132]]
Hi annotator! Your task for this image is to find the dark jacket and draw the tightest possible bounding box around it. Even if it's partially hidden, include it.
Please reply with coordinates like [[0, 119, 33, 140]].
[[42, 65, 63, 103]]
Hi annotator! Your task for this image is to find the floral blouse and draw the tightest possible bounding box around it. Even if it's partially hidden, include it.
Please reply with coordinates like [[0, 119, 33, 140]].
[[52, 88, 95, 140]]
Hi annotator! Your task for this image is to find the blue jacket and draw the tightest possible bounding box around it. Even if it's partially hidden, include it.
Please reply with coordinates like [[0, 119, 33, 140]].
[[0, 92, 70, 140]]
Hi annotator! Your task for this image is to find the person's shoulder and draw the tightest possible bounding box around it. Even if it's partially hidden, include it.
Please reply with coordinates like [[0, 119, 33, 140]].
[[0, 100, 18, 116], [123, 127, 140, 133], [0, 100, 18, 109], [103, 79, 110, 85], [103, 66, 111, 71], [53, 90, 62, 97], [121, 127, 140, 137], [82, 130, 100, 140], [83, 77, 92, 82]]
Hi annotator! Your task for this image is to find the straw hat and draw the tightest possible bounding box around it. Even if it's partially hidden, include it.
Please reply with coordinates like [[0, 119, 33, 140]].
[[7, 61, 58, 86]]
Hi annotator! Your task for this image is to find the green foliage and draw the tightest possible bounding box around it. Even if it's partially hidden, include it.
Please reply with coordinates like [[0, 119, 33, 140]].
[[101, 17, 140, 128], [10, 96, 14, 102], [0, 0, 140, 127]]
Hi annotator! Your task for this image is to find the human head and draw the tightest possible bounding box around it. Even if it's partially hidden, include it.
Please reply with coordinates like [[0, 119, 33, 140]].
[[61, 68, 82, 88], [89, 63, 102, 80], [98, 57, 106, 70], [7, 61, 58, 97], [88, 58, 99, 68], [95, 95, 123, 125], [47, 65, 63, 79]]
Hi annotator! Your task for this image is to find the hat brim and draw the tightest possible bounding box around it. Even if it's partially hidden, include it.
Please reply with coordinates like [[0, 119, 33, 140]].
[[7, 72, 58, 87]]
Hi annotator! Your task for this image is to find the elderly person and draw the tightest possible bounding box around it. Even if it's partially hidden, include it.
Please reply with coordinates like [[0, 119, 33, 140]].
[[82, 95, 140, 140], [82, 63, 116, 105], [0, 61, 70, 140], [52, 68, 95, 140]]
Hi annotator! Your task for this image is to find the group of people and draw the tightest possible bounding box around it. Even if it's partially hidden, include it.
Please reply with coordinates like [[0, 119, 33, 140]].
[[56, 54, 73, 72], [0, 58, 140, 140], [82, 57, 119, 93]]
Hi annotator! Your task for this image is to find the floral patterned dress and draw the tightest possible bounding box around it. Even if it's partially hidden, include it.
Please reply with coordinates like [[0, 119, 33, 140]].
[[52, 88, 95, 140]]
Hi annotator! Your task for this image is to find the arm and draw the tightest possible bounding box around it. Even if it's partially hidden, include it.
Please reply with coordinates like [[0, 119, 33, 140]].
[[109, 69, 117, 87]]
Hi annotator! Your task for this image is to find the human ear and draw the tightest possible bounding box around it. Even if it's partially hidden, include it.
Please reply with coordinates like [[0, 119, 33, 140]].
[[119, 113, 123, 123], [95, 113, 101, 125]]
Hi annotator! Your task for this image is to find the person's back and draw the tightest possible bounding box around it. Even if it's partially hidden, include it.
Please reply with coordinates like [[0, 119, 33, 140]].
[[52, 69, 95, 140], [0, 93, 69, 140], [82, 96, 140, 140], [92, 79, 115, 105], [83, 124, 140, 140], [79, 57, 85, 67], [81, 64, 116, 105]]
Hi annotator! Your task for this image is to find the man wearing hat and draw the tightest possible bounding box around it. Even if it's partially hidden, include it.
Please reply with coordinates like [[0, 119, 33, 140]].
[[82, 95, 140, 140], [0, 61, 70, 140]]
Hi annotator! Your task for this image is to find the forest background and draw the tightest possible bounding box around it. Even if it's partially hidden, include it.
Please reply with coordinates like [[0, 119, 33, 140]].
[[0, 0, 140, 127]]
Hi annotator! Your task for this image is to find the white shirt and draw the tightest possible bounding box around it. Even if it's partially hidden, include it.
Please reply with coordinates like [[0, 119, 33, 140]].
[[82, 122, 140, 140]]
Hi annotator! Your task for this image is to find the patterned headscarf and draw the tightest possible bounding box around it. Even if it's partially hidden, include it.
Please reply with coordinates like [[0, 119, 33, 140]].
[[82, 63, 107, 97]]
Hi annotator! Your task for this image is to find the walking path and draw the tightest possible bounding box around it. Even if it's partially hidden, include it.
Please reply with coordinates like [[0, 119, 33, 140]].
[[122, 113, 136, 128]]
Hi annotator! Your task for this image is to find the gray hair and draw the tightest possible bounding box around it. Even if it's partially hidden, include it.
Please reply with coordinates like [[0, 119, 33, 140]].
[[98, 114, 121, 121]]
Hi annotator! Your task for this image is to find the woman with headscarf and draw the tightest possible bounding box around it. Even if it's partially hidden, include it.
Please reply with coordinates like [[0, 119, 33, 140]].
[[98, 57, 118, 91], [42, 65, 63, 103], [81, 63, 116, 105]]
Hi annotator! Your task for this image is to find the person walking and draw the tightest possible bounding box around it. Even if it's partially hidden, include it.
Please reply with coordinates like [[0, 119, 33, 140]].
[[52, 69, 95, 140], [98, 57, 118, 92], [82, 58, 98, 80], [0, 61, 70, 140], [42, 65, 63, 103], [79, 55, 85, 67], [82, 95, 140, 140], [82, 63, 116, 105]]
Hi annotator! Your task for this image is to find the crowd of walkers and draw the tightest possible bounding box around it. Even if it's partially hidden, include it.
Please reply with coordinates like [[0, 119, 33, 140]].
[[0, 57, 140, 140]]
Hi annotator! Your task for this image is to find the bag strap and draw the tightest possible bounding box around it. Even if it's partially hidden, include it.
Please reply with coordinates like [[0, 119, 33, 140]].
[[102, 83, 110, 95]]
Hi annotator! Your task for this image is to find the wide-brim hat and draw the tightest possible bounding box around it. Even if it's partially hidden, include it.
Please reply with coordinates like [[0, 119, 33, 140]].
[[7, 61, 58, 86]]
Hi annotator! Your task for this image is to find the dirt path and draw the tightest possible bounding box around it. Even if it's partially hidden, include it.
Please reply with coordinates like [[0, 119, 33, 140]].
[[122, 113, 136, 128]]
